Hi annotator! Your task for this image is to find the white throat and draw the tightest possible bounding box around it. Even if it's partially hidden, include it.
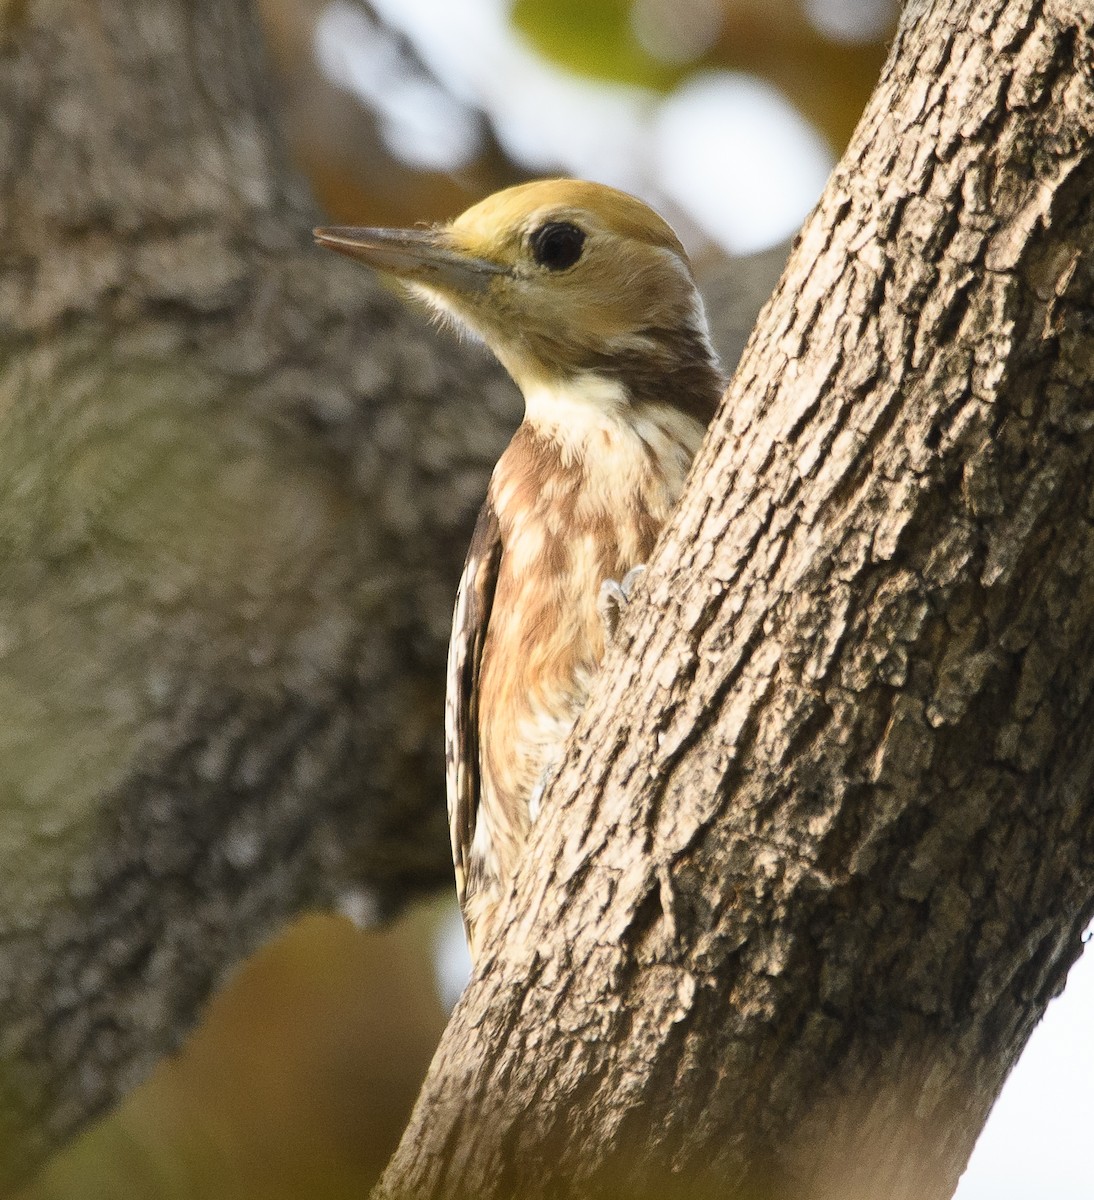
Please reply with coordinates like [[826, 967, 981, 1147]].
[[522, 373, 630, 452], [518, 373, 706, 501]]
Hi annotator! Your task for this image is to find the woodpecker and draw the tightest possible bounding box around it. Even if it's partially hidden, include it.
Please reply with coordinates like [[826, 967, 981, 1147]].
[[316, 180, 724, 961]]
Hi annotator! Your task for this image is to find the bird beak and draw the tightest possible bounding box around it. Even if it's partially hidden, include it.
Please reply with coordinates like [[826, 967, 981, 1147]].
[[314, 226, 507, 292]]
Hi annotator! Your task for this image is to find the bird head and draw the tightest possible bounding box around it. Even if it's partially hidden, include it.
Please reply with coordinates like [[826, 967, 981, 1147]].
[[315, 179, 720, 410]]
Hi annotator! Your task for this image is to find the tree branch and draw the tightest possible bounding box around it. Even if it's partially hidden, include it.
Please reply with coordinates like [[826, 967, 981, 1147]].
[[376, 1, 1094, 1197]]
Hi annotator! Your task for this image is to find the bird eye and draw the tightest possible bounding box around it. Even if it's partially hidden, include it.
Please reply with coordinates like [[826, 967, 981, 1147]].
[[529, 221, 586, 271]]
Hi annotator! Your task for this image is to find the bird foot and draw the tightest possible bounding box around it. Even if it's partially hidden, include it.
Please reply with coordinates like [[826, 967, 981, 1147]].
[[528, 762, 556, 823], [598, 565, 647, 643]]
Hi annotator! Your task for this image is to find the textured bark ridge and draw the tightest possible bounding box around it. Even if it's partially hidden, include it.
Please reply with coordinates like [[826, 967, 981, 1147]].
[[376, 2, 1094, 1198]]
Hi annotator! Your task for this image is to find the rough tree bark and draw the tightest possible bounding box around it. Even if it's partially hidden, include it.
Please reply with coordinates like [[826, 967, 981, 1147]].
[[0, 0, 776, 1186], [0, 0, 521, 1185], [376, 2, 1094, 1199]]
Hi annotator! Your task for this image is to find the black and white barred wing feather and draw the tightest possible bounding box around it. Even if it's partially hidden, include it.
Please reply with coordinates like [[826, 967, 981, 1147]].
[[444, 499, 501, 928]]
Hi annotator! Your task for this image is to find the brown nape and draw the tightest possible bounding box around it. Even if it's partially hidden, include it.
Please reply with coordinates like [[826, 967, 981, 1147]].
[[585, 330, 727, 427]]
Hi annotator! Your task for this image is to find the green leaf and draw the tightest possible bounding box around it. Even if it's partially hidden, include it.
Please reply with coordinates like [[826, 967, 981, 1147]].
[[509, 0, 680, 91]]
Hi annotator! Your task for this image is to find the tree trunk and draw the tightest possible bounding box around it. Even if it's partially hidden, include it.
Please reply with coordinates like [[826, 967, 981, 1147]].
[[0, 0, 522, 1185], [375, 2, 1094, 1198]]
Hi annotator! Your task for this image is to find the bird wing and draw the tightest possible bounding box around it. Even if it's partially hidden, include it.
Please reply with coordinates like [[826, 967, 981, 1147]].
[[445, 496, 502, 925]]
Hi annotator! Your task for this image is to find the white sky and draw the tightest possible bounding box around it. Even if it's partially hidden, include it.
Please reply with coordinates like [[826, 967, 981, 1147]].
[[956, 930, 1094, 1200], [314, 3, 1094, 1191]]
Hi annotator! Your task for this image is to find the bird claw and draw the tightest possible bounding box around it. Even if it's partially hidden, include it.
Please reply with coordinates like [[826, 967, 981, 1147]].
[[598, 564, 647, 643]]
